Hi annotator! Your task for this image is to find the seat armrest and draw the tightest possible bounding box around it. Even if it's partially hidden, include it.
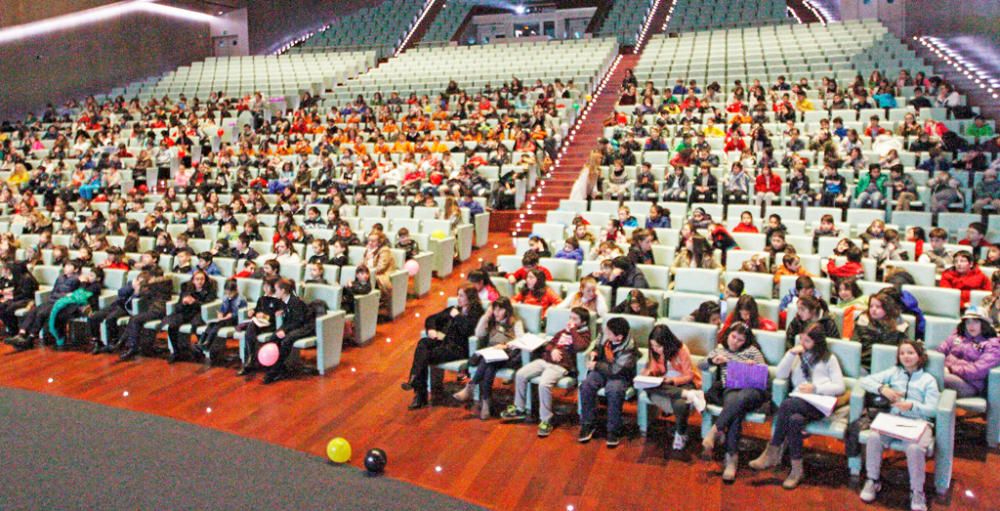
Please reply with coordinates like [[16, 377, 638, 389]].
[[772, 378, 789, 406], [850, 384, 867, 423], [577, 341, 595, 382], [702, 364, 716, 392], [467, 335, 482, 357], [936, 388, 957, 424], [35, 289, 51, 305], [200, 300, 222, 322], [315, 310, 346, 375]]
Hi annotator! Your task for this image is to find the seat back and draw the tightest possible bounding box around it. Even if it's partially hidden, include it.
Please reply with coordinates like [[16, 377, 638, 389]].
[[754, 330, 787, 366], [871, 343, 945, 389], [667, 291, 717, 320], [514, 303, 544, 334], [902, 285, 961, 318], [725, 271, 774, 299], [539, 257, 579, 282], [662, 319, 718, 356], [673, 268, 721, 294], [603, 313, 655, 349]]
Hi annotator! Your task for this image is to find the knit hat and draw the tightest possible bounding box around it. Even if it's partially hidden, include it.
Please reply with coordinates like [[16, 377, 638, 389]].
[[961, 306, 992, 326]]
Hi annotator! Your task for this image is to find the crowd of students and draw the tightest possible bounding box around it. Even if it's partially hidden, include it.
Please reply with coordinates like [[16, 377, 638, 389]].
[[396, 67, 1000, 510], [579, 67, 1000, 215], [402, 256, 999, 510], [0, 73, 595, 381]]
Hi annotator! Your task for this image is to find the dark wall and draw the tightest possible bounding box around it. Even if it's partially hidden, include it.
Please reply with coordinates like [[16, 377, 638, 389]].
[[0, 0, 118, 28], [0, 12, 211, 121], [246, 0, 379, 54]]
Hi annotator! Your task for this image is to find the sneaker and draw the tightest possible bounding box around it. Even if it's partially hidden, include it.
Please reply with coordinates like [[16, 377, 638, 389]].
[[606, 431, 621, 448], [684, 389, 707, 413], [910, 491, 927, 511], [537, 421, 554, 437], [500, 405, 527, 422], [859, 479, 881, 503], [578, 424, 595, 443], [672, 432, 688, 450]]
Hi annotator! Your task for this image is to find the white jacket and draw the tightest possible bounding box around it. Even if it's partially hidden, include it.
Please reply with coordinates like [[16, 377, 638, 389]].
[[776, 350, 846, 396]]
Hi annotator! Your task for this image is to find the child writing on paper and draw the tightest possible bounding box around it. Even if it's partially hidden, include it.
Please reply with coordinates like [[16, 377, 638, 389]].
[[502, 307, 592, 438], [851, 340, 939, 511], [452, 297, 524, 420], [699, 321, 767, 483], [640, 324, 704, 455], [197, 279, 246, 360], [749, 324, 845, 489]]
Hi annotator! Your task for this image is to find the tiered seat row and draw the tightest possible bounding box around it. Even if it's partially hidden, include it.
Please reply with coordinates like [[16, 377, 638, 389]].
[[640, 20, 929, 86], [97, 51, 376, 103], [328, 38, 619, 102], [595, 0, 655, 46], [422, 0, 477, 43], [666, 0, 791, 33], [300, 0, 426, 56]]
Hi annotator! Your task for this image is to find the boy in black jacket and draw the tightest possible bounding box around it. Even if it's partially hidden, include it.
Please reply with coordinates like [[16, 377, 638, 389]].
[[263, 278, 314, 384], [578, 317, 638, 447]]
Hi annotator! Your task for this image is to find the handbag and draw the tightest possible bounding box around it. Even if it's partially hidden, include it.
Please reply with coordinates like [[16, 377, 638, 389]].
[[725, 360, 768, 391]]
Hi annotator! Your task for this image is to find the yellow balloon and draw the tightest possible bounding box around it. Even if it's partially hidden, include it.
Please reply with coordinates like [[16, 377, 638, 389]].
[[326, 437, 352, 463], [430, 230, 447, 240]]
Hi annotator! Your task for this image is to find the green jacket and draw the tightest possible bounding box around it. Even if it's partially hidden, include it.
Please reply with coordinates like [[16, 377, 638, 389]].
[[854, 173, 887, 198], [48, 287, 95, 346]]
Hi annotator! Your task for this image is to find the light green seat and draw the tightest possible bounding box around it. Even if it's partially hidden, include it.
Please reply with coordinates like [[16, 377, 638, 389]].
[[847, 344, 955, 495]]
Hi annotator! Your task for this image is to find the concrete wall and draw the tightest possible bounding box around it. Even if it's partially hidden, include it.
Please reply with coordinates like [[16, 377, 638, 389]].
[[0, 11, 212, 121], [837, 0, 1000, 40], [0, 0, 119, 28], [246, 0, 378, 54]]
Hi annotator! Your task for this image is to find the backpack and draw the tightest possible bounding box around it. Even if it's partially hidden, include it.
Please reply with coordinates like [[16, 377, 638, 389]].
[[950, 105, 974, 120], [307, 299, 329, 323]]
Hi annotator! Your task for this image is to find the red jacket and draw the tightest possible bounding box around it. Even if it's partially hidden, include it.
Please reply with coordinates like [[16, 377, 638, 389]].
[[718, 314, 777, 342], [732, 223, 759, 234], [513, 288, 561, 316], [940, 266, 991, 306], [755, 173, 782, 194], [827, 259, 864, 278]]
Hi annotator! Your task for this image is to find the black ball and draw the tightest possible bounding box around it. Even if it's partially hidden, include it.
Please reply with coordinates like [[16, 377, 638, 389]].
[[364, 448, 387, 475]]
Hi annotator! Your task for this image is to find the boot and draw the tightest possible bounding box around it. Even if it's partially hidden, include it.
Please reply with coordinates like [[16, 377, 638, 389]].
[[452, 383, 474, 402], [722, 453, 738, 483], [479, 399, 491, 420], [701, 425, 718, 459], [783, 459, 804, 490], [749, 443, 782, 470]]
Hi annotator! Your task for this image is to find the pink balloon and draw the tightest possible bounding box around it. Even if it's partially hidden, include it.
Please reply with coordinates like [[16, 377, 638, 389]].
[[258, 342, 279, 367], [404, 259, 420, 277]]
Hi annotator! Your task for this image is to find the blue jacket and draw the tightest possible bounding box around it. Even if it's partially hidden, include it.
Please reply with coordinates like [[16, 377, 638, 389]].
[[219, 295, 247, 316], [899, 290, 927, 339], [459, 199, 484, 216], [199, 263, 222, 276], [646, 216, 671, 229], [779, 287, 799, 312], [48, 274, 80, 304], [554, 247, 583, 264], [860, 366, 940, 421]]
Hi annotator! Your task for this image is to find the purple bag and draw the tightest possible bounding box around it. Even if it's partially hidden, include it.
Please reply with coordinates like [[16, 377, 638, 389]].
[[725, 360, 768, 390]]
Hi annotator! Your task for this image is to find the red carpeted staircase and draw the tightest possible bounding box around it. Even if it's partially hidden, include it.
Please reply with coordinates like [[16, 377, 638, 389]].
[[493, 53, 642, 236]]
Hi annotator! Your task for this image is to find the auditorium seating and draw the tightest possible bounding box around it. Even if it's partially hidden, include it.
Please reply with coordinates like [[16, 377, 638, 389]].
[[327, 37, 619, 102], [422, 0, 476, 43], [666, 0, 791, 33], [596, 0, 654, 46], [300, 0, 427, 57], [101, 51, 376, 103]]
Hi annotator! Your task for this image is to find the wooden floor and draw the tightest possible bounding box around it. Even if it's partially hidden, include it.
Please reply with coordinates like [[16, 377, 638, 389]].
[[1, 232, 998, 511]]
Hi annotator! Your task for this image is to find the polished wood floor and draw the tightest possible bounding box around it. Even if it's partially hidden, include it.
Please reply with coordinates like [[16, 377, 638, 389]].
[[2, 232, 998, 511]]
